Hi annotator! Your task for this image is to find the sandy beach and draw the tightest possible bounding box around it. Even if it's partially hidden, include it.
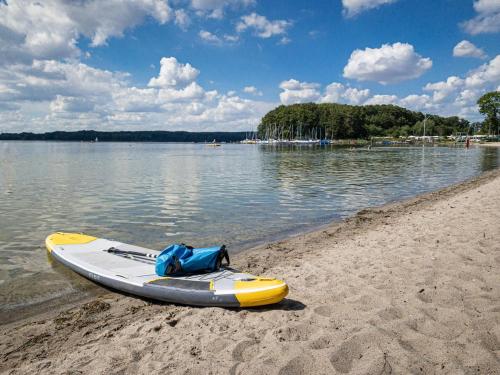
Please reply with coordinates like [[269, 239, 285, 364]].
[[1, 169, 499, 374], [479, 142, 500, 148]]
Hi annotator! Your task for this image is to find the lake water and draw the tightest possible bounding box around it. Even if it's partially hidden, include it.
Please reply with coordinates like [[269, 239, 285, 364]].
[[1, 141, 499, 320]]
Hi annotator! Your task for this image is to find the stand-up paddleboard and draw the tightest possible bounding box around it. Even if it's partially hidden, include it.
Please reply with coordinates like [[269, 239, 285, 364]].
[[45, 232, 288, 307]]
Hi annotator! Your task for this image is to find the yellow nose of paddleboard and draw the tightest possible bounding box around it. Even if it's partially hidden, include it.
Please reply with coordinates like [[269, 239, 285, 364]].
[[45, 232, 97, 252], [234, 278, 289, 307]]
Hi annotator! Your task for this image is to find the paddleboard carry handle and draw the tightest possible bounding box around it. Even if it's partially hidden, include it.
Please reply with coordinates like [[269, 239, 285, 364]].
[[106, 247, 157, 259]]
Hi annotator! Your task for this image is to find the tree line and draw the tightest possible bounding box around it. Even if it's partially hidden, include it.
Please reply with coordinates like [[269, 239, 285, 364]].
[[0, 130, 249, 143], [258, 103, 471, 139], [478, 91, 499, 136]]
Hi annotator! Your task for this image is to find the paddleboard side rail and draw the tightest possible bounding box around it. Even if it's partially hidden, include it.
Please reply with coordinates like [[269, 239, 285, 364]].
[[50, 249, 241, 307]]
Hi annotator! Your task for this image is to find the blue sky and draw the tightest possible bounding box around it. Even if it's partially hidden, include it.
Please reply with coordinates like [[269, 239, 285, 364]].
[[0, 0, 499, 132]]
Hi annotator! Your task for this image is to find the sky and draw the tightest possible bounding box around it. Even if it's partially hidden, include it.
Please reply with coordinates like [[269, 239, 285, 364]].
[[0, 0, 499, 133]]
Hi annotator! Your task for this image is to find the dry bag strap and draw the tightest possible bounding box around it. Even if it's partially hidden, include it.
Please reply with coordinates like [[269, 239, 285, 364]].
[[166, 256, 182, 275], [220, 245, 230, 266]]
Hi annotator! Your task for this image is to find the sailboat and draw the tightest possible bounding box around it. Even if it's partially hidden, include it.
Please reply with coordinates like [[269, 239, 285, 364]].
[[206, 139, 221, 147]]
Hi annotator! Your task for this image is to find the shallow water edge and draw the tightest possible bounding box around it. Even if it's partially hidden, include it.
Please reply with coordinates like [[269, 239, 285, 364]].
[[3, 166, 499, 327]]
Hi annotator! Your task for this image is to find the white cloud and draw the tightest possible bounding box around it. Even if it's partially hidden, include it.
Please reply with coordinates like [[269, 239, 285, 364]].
[[199, 30, 239, 45], [50, 95, 97, 113], [4, 56, 498, 133], [461, 0, 500, 35], [342, 0, 398, 18], [364, 94, 398, 105], [280, 55, 499, 119], [319, 82, 370, 105], [71, 1, 171, 47], [283, 78, 428, 110], [343, 87, 371, 104], [455, 88, 481, 109], [147, 57, 199, 88], [420, 55, 500, 115], [174, 9, 191, 31], [464, 55, 500, 88], [308, 30, 320, 39], [0, 56, 274, 132], [223, 34, 240, 42], [280, 79, 319, 91], [278, 37, 292, 45], [112, 87, 161, 112], [473, 0, 500, 13], [158, 82, 207, 102], [2, 1, 498, 137], [399, 94, 434, 112], [190, 0, 255, 19], [199, 30, 222, 44], [320, 82, 344, 103], [195, 94, 272, 124], [424, 76, 464, 102], [343, 42, 432, 84], [243, 86, 263, 96], [279, 79, 321, 105], [236, 13, 291, 38], [280, 80, 371, 106], [0, 0, 171, 64], [453, 40, 487, 59], [0, 59, 126, 104]]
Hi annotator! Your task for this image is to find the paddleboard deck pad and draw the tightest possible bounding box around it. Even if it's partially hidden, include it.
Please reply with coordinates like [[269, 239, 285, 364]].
[[46, 232, 288, 307]]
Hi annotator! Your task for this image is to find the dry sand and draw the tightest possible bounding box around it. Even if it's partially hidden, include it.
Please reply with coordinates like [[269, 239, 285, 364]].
[[478, 142, 500, 148], [1, 169, 500, 374]]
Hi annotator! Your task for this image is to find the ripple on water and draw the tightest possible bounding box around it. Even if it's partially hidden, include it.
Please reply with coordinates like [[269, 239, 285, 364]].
[[0, 142, 498, 312]]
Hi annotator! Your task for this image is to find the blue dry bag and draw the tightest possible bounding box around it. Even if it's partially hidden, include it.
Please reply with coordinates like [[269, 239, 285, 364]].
[[155, 244, 229, 276]]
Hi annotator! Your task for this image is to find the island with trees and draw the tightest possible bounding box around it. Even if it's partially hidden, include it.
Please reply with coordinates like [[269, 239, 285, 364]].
[[258, 103, 471, 140], [257, 91, 499, 141]]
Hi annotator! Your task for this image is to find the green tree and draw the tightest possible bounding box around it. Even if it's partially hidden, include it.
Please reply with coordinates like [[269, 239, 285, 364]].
[[477, 91, 500, 136], [259, 103, 469, 139]]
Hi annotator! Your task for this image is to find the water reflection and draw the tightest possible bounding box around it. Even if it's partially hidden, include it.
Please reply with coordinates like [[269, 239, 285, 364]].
[[480, 147, 499, 171], [0, 142, 498, 314]]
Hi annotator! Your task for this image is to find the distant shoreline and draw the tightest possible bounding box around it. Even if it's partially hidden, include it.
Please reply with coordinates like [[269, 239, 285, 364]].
[[2, 131, 498, 146], [0, 130, 251, 143]]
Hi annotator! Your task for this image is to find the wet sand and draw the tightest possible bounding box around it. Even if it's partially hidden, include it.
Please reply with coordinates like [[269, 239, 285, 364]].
[[1, 169, 499, 374]]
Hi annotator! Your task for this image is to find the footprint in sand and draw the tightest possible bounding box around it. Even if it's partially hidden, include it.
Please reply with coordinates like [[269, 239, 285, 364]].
[[228, 362, 241, 375], [274, 324, 313, 342], [329, 334, 392, 374], [278, 355, 312, 375], [416, 290, 433, 303], [314, 305, 335, 317], [405, 316, 464, 340], [479, 331, 500, 352], [490, 305, 500, 313], [377, 306, 403, 321], [352, 295, 378, 312], [231, 340, 261, 362], [305, 274, 320, 288], [207, 338, 233, 355], [310, 335, 335, 350]]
